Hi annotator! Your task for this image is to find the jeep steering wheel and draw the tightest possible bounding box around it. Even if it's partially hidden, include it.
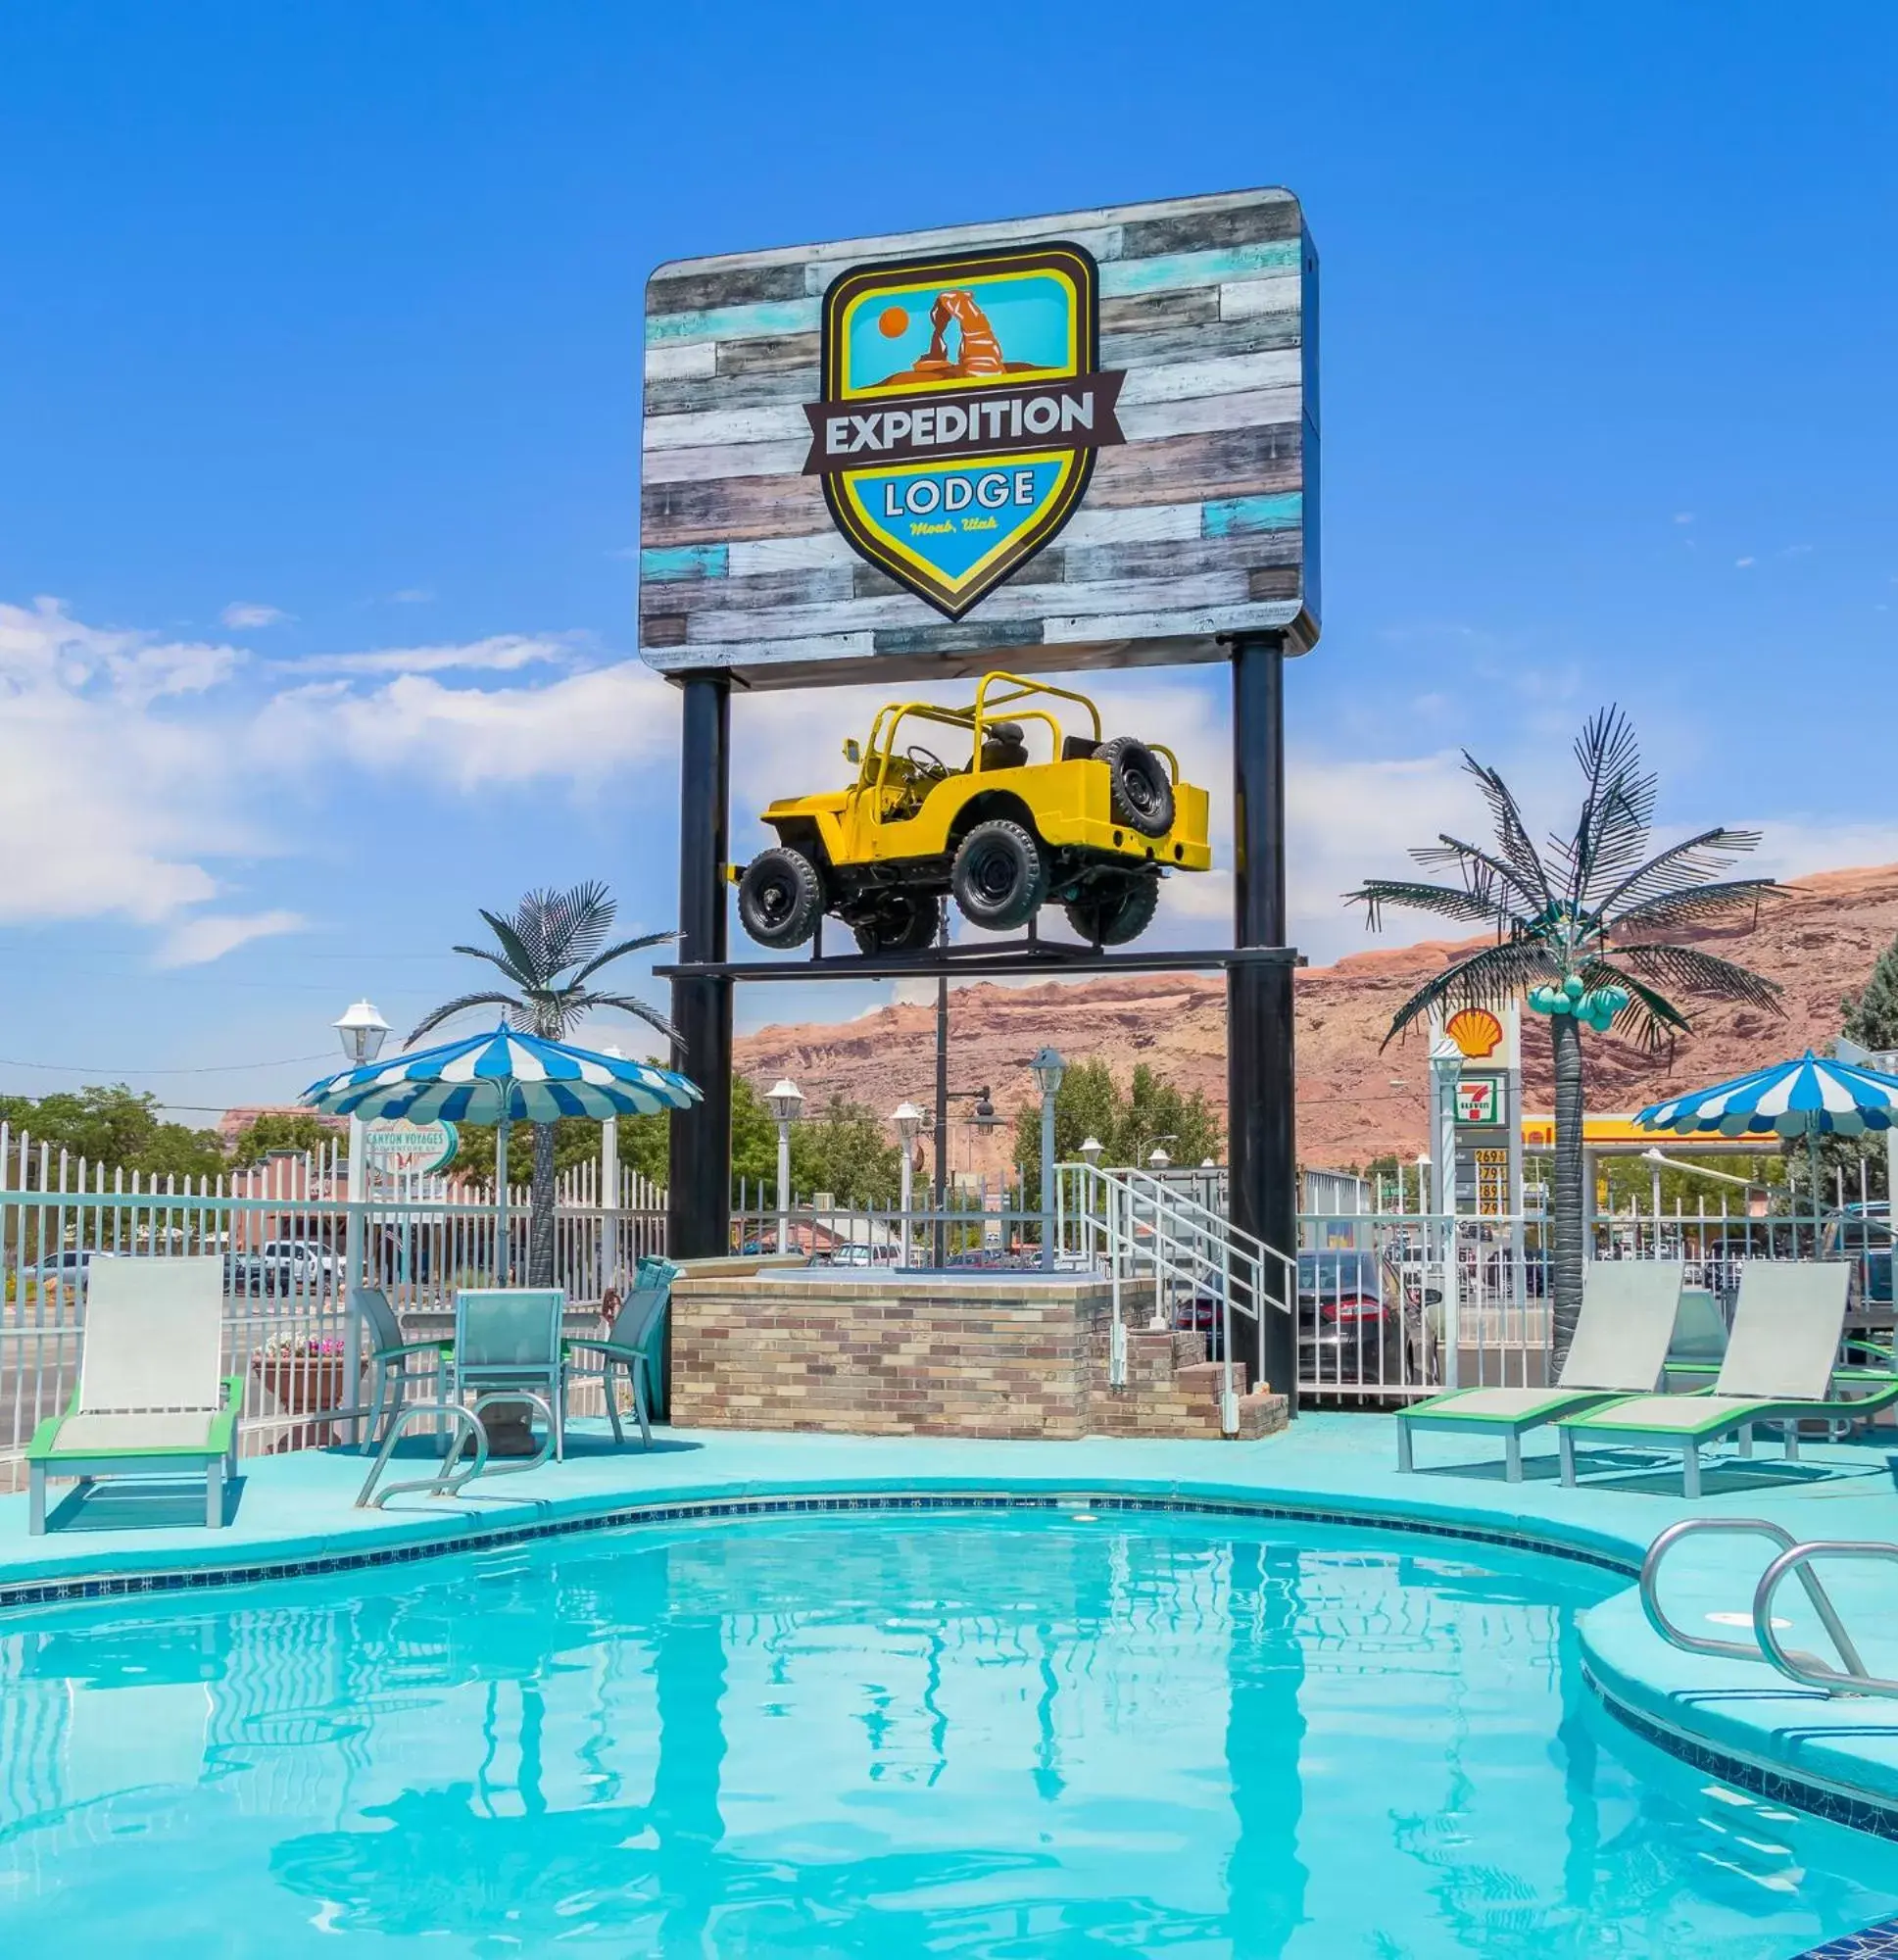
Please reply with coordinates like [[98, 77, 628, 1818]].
[[905, 743, 948, 776]]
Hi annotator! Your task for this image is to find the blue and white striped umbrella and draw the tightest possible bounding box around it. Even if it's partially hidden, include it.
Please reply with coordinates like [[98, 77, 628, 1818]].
[[302, 1023, 701, 1124], [1636, 1052, 1898, 1140]]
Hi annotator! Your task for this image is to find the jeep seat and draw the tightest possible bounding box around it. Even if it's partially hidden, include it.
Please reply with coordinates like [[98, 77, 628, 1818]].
[[980, 722, 1030, 771]]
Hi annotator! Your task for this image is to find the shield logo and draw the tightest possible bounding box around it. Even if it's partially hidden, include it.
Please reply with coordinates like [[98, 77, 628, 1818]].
[[803, 242, 1125, 619]]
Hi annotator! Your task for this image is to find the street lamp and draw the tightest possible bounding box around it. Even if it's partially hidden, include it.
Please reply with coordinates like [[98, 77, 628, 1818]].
[[1079, 1136, 1103, 1166], [1148, 1143, 1174, 1172], [332, 998, 388, 1446], [892, 1101, 925, 1266], [1030, 1048, 1064, 1270], [766, 1079, 804, 1253]]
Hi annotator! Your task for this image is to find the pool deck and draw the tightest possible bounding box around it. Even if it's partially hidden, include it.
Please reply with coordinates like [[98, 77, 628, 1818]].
[[5, 1412, 1898, 1833]]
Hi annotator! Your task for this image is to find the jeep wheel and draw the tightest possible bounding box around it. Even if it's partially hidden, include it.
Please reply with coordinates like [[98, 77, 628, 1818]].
[[738, 847, 824, 949], [950, 819, 1048, 931], [1063, 874, 1161, 946], [852, 897, 940, 956], [1096, 736, 1174, 838]]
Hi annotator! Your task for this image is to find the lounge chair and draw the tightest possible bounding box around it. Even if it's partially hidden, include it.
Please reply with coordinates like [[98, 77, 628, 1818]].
[[26, 1255, 241, 1534], [453, 1288, 566, 1461], [352, 1286, 454, 1452], [1556, 1261, 1898, 1495], [1396, 1261, 1685, 1482], [566, 1255, 678, 1449]]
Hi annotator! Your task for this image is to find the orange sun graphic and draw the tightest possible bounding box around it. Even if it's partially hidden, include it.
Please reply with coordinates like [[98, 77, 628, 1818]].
[[877, 306, 908, 339]]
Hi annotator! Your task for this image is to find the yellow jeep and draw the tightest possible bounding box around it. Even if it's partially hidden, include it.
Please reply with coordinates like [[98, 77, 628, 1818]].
[[735, 672, 1211, 954]]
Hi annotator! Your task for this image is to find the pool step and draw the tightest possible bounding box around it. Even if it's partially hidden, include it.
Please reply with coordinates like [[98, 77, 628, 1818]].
[[1087, 1327, 1289, 1442]]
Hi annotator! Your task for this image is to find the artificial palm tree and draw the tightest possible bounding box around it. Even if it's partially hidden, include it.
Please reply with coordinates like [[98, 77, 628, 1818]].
[[410, 882, 677, 1285], [1347, 709, 1781, 1365]]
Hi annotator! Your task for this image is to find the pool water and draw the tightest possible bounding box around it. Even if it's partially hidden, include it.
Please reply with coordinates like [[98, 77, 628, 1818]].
[[2, 1509, 1896, 1957]]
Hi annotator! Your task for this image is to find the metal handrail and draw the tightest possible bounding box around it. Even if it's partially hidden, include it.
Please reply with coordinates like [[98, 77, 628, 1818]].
[[356, 1401, 489, 1508], [1639, 1517, 1886, 1694]]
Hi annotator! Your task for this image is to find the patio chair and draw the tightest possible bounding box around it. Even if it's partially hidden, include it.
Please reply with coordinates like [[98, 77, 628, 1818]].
[[352, 1286, 455, 1453], [453, 1288, 566, 1461], [565, 1255, 678, 1449], [1556, 1261, 1898, 1496], [25, 1255, 240, 1534], [1395, 1261, 1686, 1482]]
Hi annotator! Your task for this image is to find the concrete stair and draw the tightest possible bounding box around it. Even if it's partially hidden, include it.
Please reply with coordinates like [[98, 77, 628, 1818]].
[[1087, 1324, 1289, 1441]]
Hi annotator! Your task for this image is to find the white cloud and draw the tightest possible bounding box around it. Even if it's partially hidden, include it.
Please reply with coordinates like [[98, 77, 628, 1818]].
[[154, 909, 307, 968], [1673, 512, 1694, 525], [292, 632, 579, 677], [1735, 555, 1756, 567], [220, 601, 290, 628], [390, 587, 434, 605], [260, 659, 674, 792]]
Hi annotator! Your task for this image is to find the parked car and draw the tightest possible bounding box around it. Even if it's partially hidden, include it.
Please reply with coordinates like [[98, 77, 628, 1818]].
[[1297, 1249, 1428, 1393], [30, 1248, 116, 1295]]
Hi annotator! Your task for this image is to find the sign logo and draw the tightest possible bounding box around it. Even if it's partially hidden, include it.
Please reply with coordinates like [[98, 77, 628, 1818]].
[[362, 1118, 460, 1180], [1454, 1076, 1507, 1128], [1445, 1007, 1504, 1059], [803, 242, 1125, 618]]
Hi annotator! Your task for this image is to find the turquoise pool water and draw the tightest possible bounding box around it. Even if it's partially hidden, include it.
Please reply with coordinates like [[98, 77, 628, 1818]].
[[2, 1508, 1896, 1956]]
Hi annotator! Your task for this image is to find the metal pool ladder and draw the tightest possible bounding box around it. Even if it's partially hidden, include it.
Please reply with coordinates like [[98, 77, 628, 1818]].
[[1639, 1517, 1898, 1698], [355, 1393, 558, 1509]]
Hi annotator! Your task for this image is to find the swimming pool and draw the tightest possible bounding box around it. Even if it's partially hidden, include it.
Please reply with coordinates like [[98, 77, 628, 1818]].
[[2, 1507, 1895, 1956]]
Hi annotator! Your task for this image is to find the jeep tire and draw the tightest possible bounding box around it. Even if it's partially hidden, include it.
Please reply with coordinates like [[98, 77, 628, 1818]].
[[950, 819, 1047, 931], [1063, 873, 1161, 946], [738, 847, 824, 949], [1096, 736, 1174, 838], [852, 896, 940, 956]]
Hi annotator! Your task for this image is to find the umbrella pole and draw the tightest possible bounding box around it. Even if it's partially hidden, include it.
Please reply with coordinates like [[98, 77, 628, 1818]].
[[1808, 1126, 1822, 1252], [496, 1115, 511, 1286]]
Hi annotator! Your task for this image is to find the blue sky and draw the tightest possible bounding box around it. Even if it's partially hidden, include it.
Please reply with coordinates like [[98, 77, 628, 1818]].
[[1, 4, 1894, 1117]]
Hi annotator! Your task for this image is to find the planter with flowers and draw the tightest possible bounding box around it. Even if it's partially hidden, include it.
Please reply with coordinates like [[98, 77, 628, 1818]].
[[253, 1333, 350, 1451]]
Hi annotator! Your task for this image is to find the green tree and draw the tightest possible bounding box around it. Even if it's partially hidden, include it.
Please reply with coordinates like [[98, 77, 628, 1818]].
[[229, 1110, 339, 1168], [408, 883, 677, 1285], [790, 1097, 902, 1206], [1014, 1058, 1224, 1200], [0, 1085, 225, 1185], [1349, 709, 1781, 1365], [615, 1077, 779, 1196], [1844, 935, 1898, 1054]]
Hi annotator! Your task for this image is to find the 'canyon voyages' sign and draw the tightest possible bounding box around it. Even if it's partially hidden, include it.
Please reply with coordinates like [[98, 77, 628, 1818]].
[[639, 188, 1317, 689]]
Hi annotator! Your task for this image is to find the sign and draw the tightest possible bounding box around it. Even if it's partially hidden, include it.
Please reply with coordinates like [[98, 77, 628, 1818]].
[[803, 243, 1124, 618], [1454, 1076, 1506, 1128], [1444, 1007, 1504, 1059], [361, 1119, 459, 1180], [639, 188, 1317, 688]]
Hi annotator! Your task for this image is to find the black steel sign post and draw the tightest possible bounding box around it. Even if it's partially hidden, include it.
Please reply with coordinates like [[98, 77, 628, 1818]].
[[646, 190, 1318, 1415]]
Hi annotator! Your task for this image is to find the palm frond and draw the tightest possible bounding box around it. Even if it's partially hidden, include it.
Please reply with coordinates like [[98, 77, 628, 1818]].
[[571, 928, 679, 988], [1575, 958, 1692, 1055], [1545, 707, 1656, 908], [585, 990, 684, 1050], [1382, 940, 1561, 1047], [1409, 833, 1549, 916], [1346, 879, 1517, 933], [450, 943, 532, 989], [531, 880, 614, 976], [1605, 876, 1779, 936], [479, 908, 548, 988], [405, 991, 519, 1046], [1460, 757, 1554, 913], [1595, 829, 1767, 919], [1613, 942, 1785, 1013]]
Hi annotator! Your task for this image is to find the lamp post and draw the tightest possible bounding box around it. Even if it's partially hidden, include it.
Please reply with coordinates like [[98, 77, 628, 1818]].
[[766, 1078, 804, 1253], [332, 999, 388, 1444], [892, 1102, 925, 1267], [1030, 1047, 1064, 1270], [1079, 1136, 1103, 1167]]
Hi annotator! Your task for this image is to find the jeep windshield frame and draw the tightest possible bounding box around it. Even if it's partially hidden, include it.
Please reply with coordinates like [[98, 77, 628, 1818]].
[[859, 672, 1116, 797]]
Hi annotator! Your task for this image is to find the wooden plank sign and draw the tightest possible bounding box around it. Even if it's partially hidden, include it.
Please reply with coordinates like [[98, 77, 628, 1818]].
[[639, 187, 1318, 690]]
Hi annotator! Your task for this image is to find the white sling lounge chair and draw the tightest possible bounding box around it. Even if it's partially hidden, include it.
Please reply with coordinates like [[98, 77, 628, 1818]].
[[26, 1255, 240, 1534], [1556, 1261, 1892, 1496], [1396, 1261, 1685, 1481]]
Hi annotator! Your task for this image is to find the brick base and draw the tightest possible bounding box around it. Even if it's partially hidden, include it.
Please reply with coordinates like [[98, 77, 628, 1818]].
[[670, 1273, 1289, 1442]]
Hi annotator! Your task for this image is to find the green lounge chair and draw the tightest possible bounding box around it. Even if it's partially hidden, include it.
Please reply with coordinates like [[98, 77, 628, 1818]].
[[566, 1256, 677, 1449], [1556, 1261, 1896, 1496], [1396, 1261, 1686, 1482], [453, 1287, 567, 1461], [26, 1255, 241, 1534]]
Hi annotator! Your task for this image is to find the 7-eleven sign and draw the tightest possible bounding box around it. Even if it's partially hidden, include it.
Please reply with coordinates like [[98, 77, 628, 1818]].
[[1454, 1075, 1506, 1127]]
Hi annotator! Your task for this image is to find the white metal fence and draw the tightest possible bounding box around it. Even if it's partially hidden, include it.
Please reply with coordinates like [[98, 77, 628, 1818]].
[[0, 1124, 666, 1486]]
